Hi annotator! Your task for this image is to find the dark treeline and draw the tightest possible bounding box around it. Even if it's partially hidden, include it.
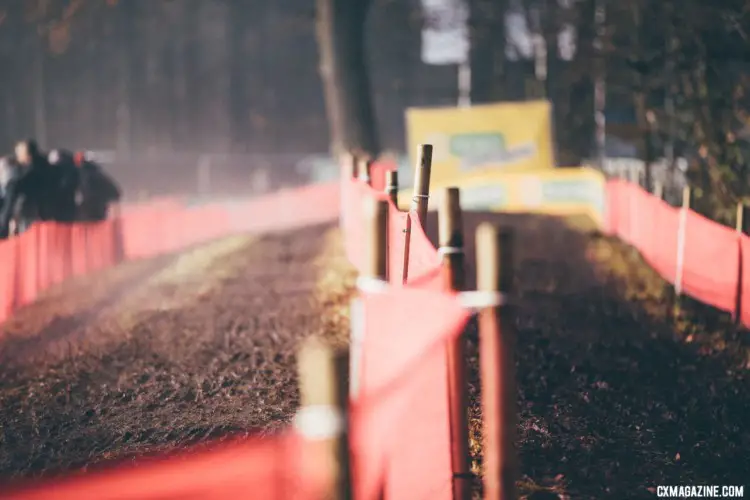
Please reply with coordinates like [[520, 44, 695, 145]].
[[0, 0, 467, 159], [0, 0, 325, 156], [0, 0, 485, 195], [1, 0, 748, 214], [0, 0, 603, 195]]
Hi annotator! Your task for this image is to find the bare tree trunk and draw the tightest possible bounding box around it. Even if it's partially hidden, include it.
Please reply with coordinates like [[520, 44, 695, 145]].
[[227, 2, 246, 152], [205, 1, 231, 154], [5, 97, 15, 146], [32, 33, 47, 147], [315, 0, 379, 157], [143, 5, 160, 154], [116, 0, 136, 161], [541, 0, 556, 98], [1, 2, 20, 146], [629, 1, 653, 190], [542, 0, 562, 161], [173, 1, 190, 151], [562, 0, 596, 165], [183, 0, 200, 152], [634, 91, 655, 189], [469, 0, 508, 103]]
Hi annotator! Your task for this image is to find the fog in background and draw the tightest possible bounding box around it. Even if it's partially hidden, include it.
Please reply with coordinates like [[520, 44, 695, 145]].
[[0, 1, 451, 198], [0, 0, 618, 199], [4, 0, 730, 205]]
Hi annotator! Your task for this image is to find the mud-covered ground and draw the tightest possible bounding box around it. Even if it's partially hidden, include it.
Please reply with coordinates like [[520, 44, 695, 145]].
[[425, 213, 749, 499], [0, 222, 355, 482], [0, 213, 747, 500]]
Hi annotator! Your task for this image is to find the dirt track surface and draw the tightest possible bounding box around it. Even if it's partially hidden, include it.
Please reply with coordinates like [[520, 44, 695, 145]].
[[421, 212, 749, 499], [0, 222, 355, 481], [0, 212, 747, 499]]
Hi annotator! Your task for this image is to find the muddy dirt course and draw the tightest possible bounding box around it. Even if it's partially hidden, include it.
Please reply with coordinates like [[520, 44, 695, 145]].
[[0, 213, 747, 500], [423, 213, 749, 499], [0, 222, 355, 480]]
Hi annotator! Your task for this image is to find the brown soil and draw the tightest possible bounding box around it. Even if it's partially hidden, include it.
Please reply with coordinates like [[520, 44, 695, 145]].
[[0, 222, 356, 483], [422, 211, 749, 499], [0, 212, 747, 500]]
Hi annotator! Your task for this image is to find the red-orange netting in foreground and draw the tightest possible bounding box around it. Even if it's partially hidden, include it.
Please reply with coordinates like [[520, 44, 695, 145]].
[[340, 172, 471, 499], [0, 434, 329, 500], [3, 168, 748, 499], [0, 166, 471, 499], [1, 166, 471, 499], [351, 286, 470, 500]]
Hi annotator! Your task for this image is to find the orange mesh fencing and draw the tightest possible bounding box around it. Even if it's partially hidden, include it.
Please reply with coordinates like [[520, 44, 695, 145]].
[[605, 179, 743, 319], [6, 171, 746, 499]]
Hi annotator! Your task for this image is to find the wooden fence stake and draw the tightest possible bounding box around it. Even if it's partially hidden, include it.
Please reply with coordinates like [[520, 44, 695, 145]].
[[411, 144, 433, 227], [347, 152, 359, 180], [385, 170, 399, 207], [637, 169, 646, 189], [476, 224, 517, 500], [734, 203, 750, 326], [350, 196, 389, 495], [653, 180, 664, 201], [350, 196, 388, 398], [296, 338, 351, 500], [339, 152, 357, 231], [384, 171, 398, 285], [438, 187, 471, 500], [366, 197, 389, 281], [653, 183, 674, 321], [672, 185, 691, 322], [402, 144, 433, 284], [358, 156, 372, 185], [736, 203, 749, 234]]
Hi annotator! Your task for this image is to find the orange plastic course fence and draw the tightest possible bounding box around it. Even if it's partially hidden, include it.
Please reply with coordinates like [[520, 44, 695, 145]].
[[0, 159, 471, 499], [0, 183, 341, 325], [605, 178, 747, 322], [340, 161, 473, 499], [0, 434, 330, 500], [367, 158, 397, 193], [2, 167, 746, 499]]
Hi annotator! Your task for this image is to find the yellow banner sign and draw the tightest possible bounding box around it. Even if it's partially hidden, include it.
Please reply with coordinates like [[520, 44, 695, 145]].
[[405, 100, 554, 186], [398, 167, 607, 228]]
